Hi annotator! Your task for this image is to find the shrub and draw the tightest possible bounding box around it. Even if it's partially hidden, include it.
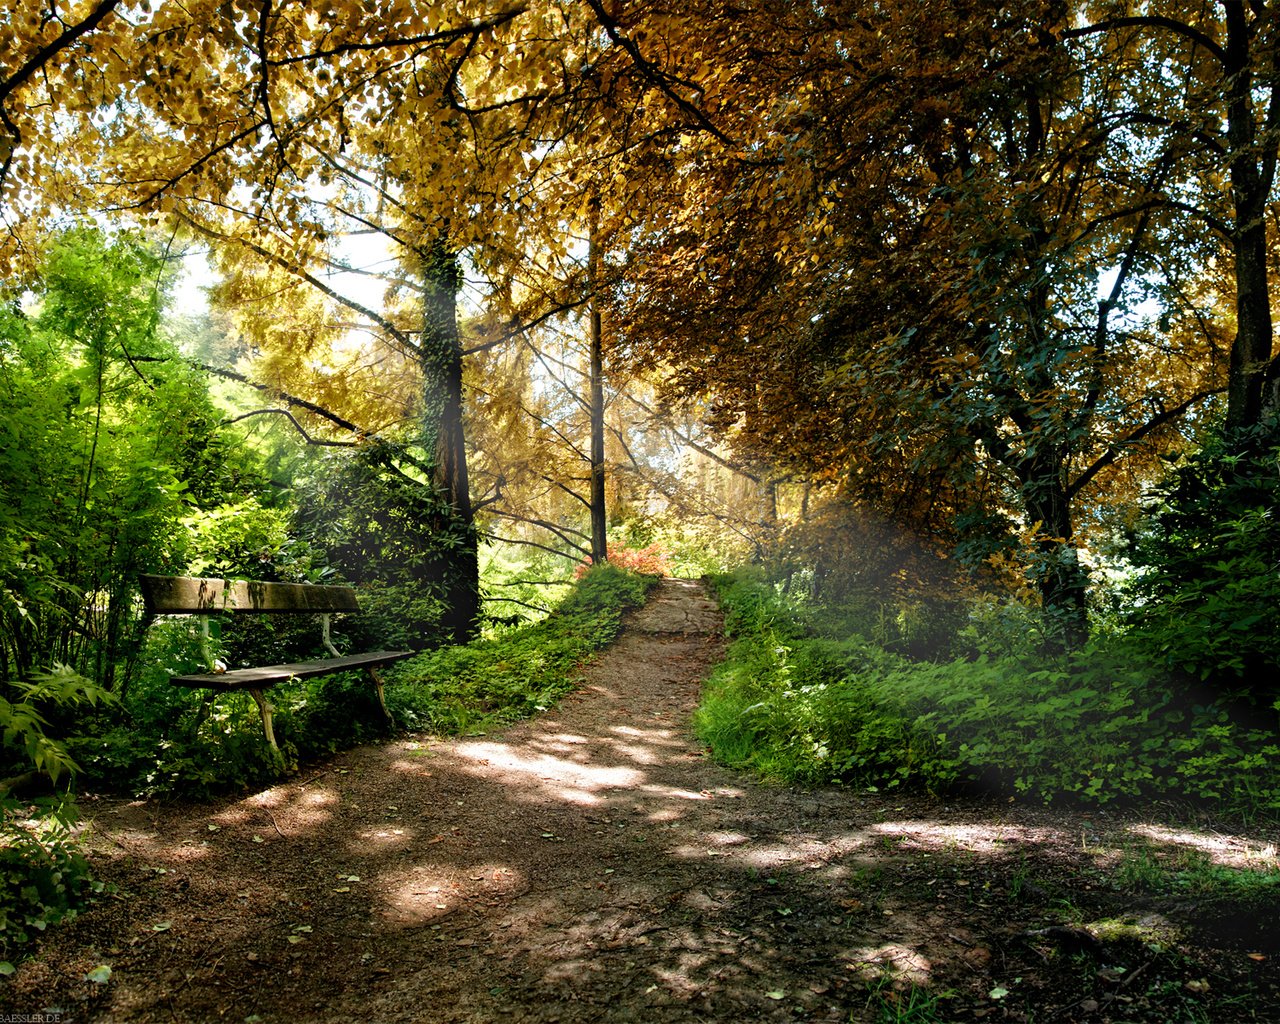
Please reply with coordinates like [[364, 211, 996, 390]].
[[0, 665, 106, 963], [575, 543, 672, 579], [0, 802, 98, 963], [697, 570, 1280, 816], [1125, 423, 1280, 700]]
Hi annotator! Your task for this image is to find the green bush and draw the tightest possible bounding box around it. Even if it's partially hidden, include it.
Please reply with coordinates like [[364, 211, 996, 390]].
[[1125, 423, 1280, 699], [0, 665, 110, 963], [697, 570, 1280, 816], [0, 802, 98, 963]]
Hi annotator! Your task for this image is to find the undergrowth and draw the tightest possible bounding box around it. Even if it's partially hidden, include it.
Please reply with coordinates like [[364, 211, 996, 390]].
[[389, 564, 655, 734], [0, 801, 98, 969], [696, 570, 1280, 818]]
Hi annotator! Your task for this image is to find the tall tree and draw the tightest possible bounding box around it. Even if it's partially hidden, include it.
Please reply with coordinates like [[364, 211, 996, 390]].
[[1064, 2, 1280, 432], [608, 0, 1227, 640]]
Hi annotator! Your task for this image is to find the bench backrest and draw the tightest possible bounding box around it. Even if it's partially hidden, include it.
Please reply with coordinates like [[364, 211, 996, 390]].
[[139, 575, 360, 616]]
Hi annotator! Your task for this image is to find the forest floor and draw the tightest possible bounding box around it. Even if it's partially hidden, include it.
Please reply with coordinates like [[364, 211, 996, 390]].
[[3, 578, 1279, 1023]]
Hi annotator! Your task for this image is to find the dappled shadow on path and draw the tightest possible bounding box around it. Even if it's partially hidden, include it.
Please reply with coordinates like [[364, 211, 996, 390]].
[[4, 580, 1278, 1023]]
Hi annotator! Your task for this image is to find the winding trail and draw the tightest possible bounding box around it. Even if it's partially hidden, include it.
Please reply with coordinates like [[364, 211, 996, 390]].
[[3, 579, 1278, 1023]]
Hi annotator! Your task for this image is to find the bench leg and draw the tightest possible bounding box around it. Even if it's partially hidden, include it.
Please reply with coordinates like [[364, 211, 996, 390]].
[[248, 689, 284, 762], [366, 667, 394, 727]]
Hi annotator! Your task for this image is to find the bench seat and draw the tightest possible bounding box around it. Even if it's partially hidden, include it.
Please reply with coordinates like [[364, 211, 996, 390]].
[[170, 650, 416, 690]]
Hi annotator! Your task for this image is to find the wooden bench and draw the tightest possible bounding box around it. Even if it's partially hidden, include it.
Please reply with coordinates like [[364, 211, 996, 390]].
[[138, 575, 415, 760]]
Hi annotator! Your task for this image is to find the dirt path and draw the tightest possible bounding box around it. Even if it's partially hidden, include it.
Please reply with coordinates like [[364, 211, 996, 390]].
[[3, 579, 1279, 1023]]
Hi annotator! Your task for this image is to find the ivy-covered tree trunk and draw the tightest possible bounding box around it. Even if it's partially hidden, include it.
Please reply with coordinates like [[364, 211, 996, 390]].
[[419, 241, 479, 643]]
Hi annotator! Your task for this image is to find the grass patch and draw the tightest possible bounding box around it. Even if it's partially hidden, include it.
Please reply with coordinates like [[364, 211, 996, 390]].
[[863, 979, 946, 1023], [386, 564, 656, 735], [1113, 846, 1280, 900]]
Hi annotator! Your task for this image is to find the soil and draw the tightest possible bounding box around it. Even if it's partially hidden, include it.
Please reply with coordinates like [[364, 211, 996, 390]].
[[2, 578, 1279, 1023]]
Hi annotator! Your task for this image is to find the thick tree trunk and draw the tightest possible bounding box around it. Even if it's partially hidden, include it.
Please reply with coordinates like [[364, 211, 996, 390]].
[[587, 213, 608, 566], [1227, 223, 1273, 431], [1018, 458, 1088, 648], [1224, 3, 1277, 431], [420, 241, 479, 643]]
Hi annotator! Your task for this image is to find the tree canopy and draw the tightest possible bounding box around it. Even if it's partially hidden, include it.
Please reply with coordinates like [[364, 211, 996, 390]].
[[4, 0, 1280, 640]]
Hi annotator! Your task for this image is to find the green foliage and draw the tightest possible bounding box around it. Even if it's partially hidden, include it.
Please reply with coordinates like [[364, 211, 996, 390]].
[[182, 499, 293, 578], [479, 545, 573, 632], [2, 665, 114, 784], [291, 442, 475, 650], [0, 228, 260, 688], [389, 564, 655, 734], [697, 571, 1280, 816], [1125, 424, 1280, 697], [0, 802, 98, 959]]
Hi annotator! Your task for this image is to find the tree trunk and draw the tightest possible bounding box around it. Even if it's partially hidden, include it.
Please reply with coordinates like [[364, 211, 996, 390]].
[[1224, 3, 1277, 431], [419, 241, 479, 643], [587, 209, 608, 566], [1018, 457, 1088, 648]]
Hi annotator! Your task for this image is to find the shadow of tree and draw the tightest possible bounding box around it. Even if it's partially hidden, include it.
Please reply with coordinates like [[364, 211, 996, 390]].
[[3, 580, 1277, 1023]]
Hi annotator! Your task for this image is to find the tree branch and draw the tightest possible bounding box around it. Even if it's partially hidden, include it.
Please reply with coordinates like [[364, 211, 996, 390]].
[[200, 362, 366, 436], [462, 294, 591, 356], [488, 508, 592, 549], [180, 213, 418, 358], [1067, 387, 1226, 499], [479, 531, 584, 563], [266, 7, 528, 66], [618, 390, 762, 482], [224, 408, 359, 446], [582, 0, 734, 146], [0, 0, 121, 106], [1061, 17, 1227, 66]]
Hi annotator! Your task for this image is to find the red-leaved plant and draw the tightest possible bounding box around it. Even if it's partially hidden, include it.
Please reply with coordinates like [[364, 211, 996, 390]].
[[575, 543, 672, 579]]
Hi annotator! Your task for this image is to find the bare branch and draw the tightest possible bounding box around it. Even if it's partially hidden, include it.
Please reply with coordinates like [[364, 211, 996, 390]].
[[224, 408, 359, 446], [479, 531, 584, 563], [488, 508, 592, 550], [618, 390, 762, 482], [483, 595, 552, 615]]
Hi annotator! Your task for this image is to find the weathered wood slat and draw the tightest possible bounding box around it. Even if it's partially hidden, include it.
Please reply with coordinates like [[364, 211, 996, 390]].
[[169, 650, 415, 690], [139, 575, 362, 615]]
